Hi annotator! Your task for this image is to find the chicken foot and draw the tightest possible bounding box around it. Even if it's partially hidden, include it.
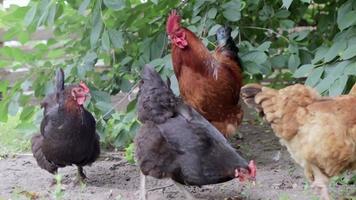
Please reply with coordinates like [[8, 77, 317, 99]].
[[71, 166, 87, 186]]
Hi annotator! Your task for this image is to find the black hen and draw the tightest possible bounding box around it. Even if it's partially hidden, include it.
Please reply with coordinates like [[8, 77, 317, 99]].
[[135, 65, 256, 200], [216, 26, 243, 70], [31, 69, 100, 183]]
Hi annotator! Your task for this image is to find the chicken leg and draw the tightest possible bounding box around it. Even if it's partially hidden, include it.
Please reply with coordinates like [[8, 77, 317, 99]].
[[311, 165, 330, 200], [73, 166, 87, 186], [140, 172, 147, 200], [78, 166, 87, 179]]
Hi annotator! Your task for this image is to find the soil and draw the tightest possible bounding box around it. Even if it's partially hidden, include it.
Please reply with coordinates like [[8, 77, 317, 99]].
[[0, 109, 355, 200]]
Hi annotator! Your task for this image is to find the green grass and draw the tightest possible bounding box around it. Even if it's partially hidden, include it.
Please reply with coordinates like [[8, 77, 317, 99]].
[[0, 113, 37, 156]]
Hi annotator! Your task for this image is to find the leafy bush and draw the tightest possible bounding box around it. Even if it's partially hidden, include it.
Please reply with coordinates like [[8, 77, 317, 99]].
[[0, 0, 355, 150]]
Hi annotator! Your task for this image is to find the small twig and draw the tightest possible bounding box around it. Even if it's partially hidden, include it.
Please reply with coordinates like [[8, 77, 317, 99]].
[[147, 184, 174, 192], [200, 13, 208, 38], [96, 82, 139, 123], [240, 26, 290, 43]]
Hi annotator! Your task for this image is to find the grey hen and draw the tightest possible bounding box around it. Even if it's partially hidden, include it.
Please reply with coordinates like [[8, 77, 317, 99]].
[[135, 65, 256, 200]]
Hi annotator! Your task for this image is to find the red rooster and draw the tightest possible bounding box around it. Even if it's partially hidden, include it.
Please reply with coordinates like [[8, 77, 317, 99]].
[[166, 10, 244, 138]]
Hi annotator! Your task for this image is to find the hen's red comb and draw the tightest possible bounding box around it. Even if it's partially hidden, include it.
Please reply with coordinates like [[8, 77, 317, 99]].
[[166, 9, 181, 34], [79, 81, 90, 93]]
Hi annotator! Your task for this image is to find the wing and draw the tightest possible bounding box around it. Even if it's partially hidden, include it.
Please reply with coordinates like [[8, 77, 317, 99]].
[[157, 104, 248, 185], [135, 121, 179, 179]]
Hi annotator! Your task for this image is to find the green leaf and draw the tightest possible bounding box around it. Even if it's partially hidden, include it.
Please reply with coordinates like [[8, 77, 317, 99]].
[[241, 50, 268, 64], [207, 7, 217, 19], [208, 24, 221, 36], [36, 0, 51, 28], [337, 0, 352, 28], [126, 99, 137, 113], [288, 54, 300, 71], [103, 0, 126, 10], [341, 44, 356, 60], [169, 74, 180, 95], [90, 1, 103, 48], [20, 106, 35, 121], [151, 0, 158, 5], [17, 31, 30, 44], [256, 41, 271, 52], [46, 3, 56, 26], [280, 19, 294, 29], [0, 100, 9, 122], [324, 41, 347, 62], [191, 16, 201, 24], [243, 61, 268, 75], [305, 67, 324, 87], [316, 61, 349, 93], [222, 1, 241, 22], [270, 55, 287, 69], [282, 0, 293, 9], [101, 29, 111, 51], [96, 101, 113, 113], [78, 0, 91, 14], [338, 10, 356, 31], [24, 4, 37, 26], [109, 29, 124, 49], [124, 143, 136, 164], [300, 0, 310, 3], [91, 90, 111, 103], [293, 64, 314, 78], [295, 30, 310, 41], [312, 46, 328, 64], [47, 48, 65, 59], [329, 61, 349, 76], [344, 62, 356, 75], [329, 75, 349, 96], [120, 77, 133, 92], [8, 100, 19, 116], [275, 10, 290, 18], [223, 9, 241, 22], [221, 0, 240, 10]]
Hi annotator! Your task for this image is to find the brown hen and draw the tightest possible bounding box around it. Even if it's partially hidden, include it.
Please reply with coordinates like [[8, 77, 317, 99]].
[[241, 83, 356, 200]]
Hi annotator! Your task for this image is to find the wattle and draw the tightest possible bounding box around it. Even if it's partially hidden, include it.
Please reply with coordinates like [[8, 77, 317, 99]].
[[76, 96, 86, 105]]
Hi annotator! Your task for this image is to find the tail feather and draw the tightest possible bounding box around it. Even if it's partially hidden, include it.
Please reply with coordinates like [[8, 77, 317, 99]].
[[241, 84, 319, 140], [240, 84, 263, 114], [31, 134, 57, 174]]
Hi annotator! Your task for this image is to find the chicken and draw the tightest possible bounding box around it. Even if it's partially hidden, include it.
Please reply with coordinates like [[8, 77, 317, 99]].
[[135, 65, 256, 200], [166, 10, 243, 138], [240, 83, 356, 200], [31, 68, 100, 183]]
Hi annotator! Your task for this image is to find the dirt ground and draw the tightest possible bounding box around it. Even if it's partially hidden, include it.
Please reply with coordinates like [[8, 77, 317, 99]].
[[1, 120, 355, 200]]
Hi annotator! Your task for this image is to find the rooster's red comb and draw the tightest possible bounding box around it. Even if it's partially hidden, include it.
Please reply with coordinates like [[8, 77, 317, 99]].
[[166, 9, 181, 35]]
